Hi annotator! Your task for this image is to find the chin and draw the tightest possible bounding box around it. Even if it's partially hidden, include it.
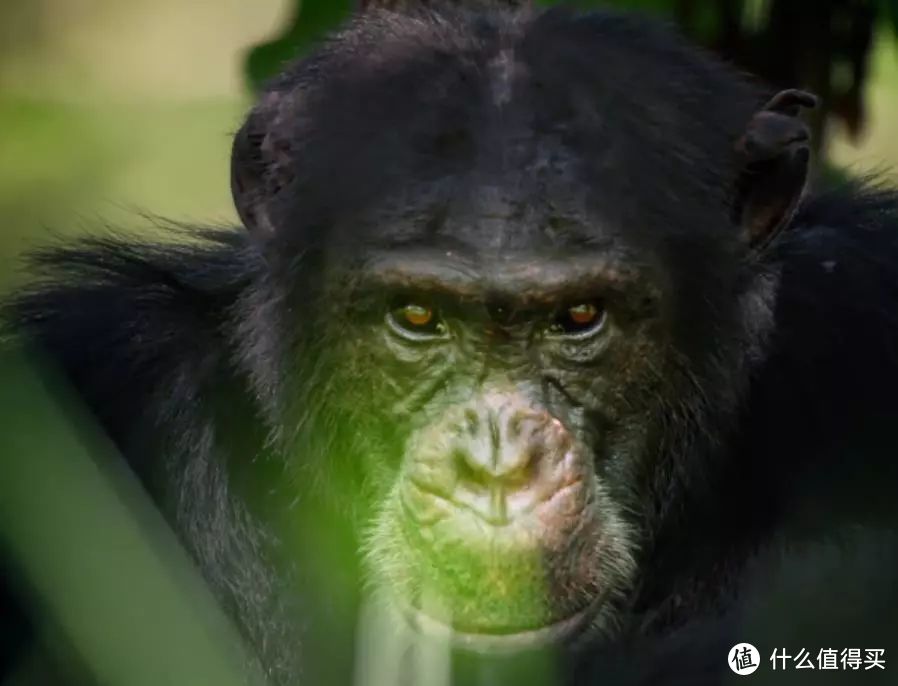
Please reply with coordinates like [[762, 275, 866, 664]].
[[397, 592, 613, 655]]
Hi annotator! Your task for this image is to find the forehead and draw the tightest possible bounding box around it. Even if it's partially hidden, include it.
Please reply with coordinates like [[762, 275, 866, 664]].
[[311, 59, 650, 257], [330, 168, 659, 303], [271, 6, 756, 264], [341, 164, 615, 257]]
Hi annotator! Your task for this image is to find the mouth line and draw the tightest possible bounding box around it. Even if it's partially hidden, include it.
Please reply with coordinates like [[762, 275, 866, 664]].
[[399, 595, 603, 654]]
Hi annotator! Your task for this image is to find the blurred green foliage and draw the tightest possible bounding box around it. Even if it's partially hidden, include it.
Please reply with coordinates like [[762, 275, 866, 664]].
[[245, 0, 355, 89], [0, 350, 262, 686]]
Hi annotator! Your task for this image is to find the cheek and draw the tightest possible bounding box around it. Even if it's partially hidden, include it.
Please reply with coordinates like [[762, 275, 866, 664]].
[[333, 325, 459, 408], [311, 326, 465, 497], [533, 333, 671, 512], [548, 328, 668, 417]]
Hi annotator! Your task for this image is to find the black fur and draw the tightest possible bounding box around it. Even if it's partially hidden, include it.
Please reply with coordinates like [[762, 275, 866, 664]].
[[4, 3, 898, 685]]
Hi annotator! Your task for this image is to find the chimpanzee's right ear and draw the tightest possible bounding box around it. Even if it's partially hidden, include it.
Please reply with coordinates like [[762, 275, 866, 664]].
[[231, 90, 299, 237]]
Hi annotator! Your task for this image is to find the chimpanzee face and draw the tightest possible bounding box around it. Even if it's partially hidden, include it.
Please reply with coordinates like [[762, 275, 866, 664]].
[[294, 179, 700, 650], [231, 6, 814, 653]]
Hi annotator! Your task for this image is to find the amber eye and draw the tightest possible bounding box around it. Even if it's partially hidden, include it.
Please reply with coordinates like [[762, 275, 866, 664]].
[[548, 301, 606, 338], [386, 299, 448, 340], [402, 304, 433, 327], [568, 303, 598, 325]]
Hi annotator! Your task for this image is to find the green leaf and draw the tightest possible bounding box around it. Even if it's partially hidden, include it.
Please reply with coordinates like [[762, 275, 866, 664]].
[[880, 0, 898, 38]]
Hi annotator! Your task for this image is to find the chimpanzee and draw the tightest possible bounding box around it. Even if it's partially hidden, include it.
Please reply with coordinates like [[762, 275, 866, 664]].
[[4, 2, 898, 685]]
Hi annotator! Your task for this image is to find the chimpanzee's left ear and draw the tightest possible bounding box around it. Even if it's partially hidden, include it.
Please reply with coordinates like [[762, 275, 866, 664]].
[[732, 89, 819, 250]]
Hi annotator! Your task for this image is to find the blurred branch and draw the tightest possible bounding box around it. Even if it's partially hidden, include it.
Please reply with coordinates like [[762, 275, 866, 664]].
[[0, 349, 264, 686]]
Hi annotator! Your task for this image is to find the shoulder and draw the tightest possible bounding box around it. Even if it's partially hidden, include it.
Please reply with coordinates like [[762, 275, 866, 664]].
[[773, 179, 898, 322], [1, 227, 262, 454]]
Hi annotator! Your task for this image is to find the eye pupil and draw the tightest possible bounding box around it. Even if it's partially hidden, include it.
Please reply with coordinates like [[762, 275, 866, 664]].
[[403, 304, 433, 327]]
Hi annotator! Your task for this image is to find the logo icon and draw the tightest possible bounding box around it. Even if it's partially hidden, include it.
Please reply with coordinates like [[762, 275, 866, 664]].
[[729, 643, 760, 675]]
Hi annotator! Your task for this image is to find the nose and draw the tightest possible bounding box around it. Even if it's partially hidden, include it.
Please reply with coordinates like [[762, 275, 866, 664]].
[[452, 393, 571, 525]]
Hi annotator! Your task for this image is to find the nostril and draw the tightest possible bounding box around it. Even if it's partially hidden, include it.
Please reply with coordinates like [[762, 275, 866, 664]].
[[453, 448, 484, 487], [505, 446, 539, 488], [507, 410, 551, 442]]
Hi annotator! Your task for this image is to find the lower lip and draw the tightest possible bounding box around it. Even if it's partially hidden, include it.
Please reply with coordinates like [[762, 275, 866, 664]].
[[400, 597, 602, 655]]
